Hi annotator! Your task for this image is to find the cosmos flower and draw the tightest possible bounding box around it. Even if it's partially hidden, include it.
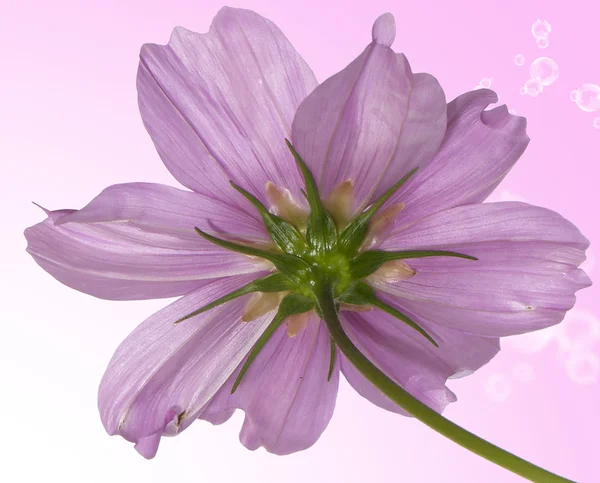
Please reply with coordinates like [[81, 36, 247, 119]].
[[25, 5, 589, 473]]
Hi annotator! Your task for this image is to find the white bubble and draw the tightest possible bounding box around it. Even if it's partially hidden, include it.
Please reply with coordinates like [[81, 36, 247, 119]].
[[503, 325, 557, 353], [536, 37, 550, 49], [529, 57, 559, 86], [514, 54, 525, 66], [512, 362, 534, 383], [509, 108, 517, 115], [479, 77, 493, 88], [531, 19, 552, 39], [556, 310, 600, 352], [574, 84, 600, 112], [570, 90, 581, 102], [594, 117, 600, 129], [524, 78, 544, 97], [519, 87, 526, 96], [485, 374, 512, 402], [565, 351, 599, 384]]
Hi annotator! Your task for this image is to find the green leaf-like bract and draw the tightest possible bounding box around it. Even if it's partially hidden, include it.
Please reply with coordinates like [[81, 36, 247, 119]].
[[328, 335, 337, 381], [337, 167, 417, 254], [194, 227, 310, 280], [339, 281, 438, 346], [285, 139, 338, 253], [231, 293, 316, 393], [230, 181, 306, 255], [174, 273, 294, 324], [350, 249, 478, 279]]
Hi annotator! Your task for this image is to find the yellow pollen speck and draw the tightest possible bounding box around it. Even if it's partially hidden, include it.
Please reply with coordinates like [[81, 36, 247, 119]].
[[265, 181, 308, 227], [367, 260, 416, 284], [242, 291, 286, 322], [324, 179, 355, 227]]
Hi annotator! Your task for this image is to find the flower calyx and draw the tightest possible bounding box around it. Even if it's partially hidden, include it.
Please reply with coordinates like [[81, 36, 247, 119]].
[[177, 140, 478, 388]]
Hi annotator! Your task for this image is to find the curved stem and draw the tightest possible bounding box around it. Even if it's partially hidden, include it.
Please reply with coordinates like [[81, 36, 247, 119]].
[[315, 284, 575, 483]]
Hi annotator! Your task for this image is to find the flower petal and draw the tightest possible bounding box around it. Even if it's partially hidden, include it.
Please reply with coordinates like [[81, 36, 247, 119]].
[[25, 183, 269, 300], [138, 6, 317, 206], [340, 308, 499, 414], [378, 202, 591, 336], [98, 274, 273, 458], [291, 14, 446, 211], [203, 314, 340, 455], [387, 89, 529, 228]]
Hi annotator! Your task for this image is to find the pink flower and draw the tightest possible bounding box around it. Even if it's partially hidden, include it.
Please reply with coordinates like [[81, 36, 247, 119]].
[[25, 7, 590, 461]]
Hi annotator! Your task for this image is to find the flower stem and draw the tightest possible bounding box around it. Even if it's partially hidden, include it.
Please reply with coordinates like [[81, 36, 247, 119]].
[[315, 283, 575, 483]]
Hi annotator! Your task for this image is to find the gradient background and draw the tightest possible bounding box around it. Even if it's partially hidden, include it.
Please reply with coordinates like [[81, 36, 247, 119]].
[[2, 0, 599, 482]]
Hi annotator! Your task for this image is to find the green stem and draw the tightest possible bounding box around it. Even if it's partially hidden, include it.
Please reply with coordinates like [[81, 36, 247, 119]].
[[315, 283, 575, 483]]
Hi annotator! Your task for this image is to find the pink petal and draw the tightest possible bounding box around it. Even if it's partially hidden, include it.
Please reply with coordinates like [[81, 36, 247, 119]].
[[138, 6, 317, 206], [291, 13, 446, 210], [340, 308, 499, 414], [25, 183, 269, 300], [134, 434, 162, 459], [372, 13, 396, 47], [378, 202, 591, 336], [387, 89, 529, 228], [196, 382, 236, 426], [98, 274, 273, 458], [200, 315, 340, 455]]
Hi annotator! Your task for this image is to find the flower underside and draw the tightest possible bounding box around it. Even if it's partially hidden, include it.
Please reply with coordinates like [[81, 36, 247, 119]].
[[177, 140, 477, 392]]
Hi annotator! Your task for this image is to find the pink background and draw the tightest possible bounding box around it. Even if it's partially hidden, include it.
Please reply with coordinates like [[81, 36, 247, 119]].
[[2, 0, 599, 482]]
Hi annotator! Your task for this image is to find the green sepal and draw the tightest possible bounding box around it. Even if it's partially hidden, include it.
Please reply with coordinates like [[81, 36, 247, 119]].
[[350, 249, 478, 279], [337, 168, 417, 255], [194, 227, 310, 279], [174, 273, 294, 324], [231, 293, 316, 393], [285, 139, 337, 252], [230, 181, 306, 255], [339, 281, 438, 346]]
